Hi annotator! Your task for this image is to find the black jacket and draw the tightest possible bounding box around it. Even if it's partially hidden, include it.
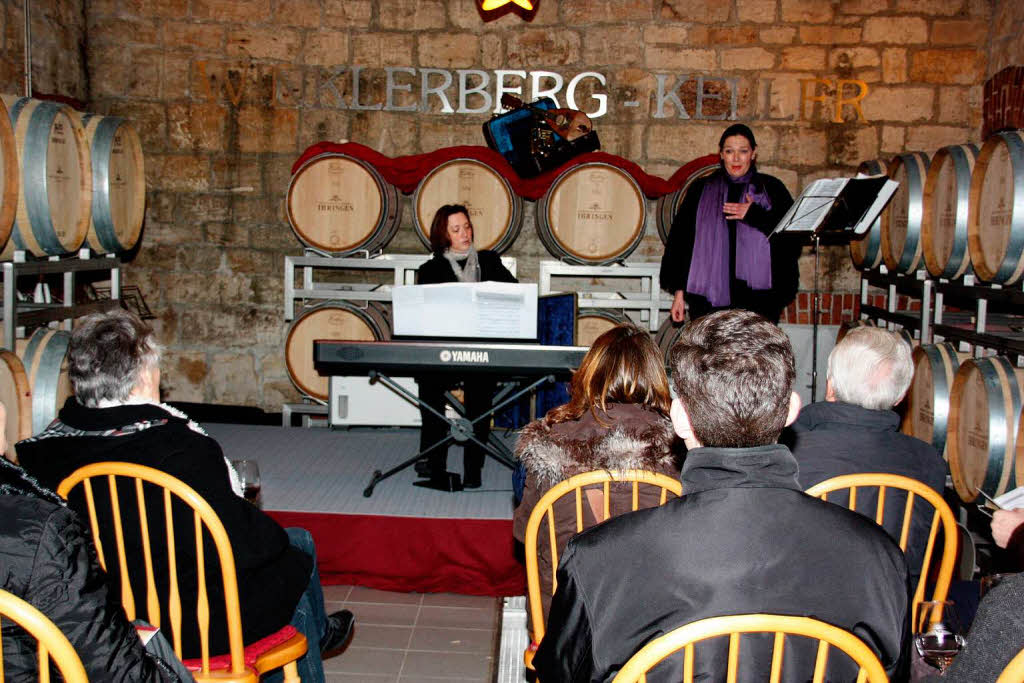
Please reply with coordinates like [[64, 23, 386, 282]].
[[417, 250, 517, 285], [17, 399, 313, 659], [534, 444, 911, 683], [785, 400, 947, 580], [0, 494, 178, 682], [659, 169, 801, 320], [939, 572, 1024, 683]]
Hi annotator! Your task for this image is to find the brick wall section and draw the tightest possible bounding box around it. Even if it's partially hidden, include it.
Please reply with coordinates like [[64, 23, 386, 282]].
[[1, 0, 1003, 409]]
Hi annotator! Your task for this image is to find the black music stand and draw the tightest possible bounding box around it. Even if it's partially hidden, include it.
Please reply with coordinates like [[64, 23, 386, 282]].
[[362, 370, 559, 497], [773, 175, 895, 401]]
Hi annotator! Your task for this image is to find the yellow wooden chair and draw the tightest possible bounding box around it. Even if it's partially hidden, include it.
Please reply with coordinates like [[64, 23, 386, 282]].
[[998, 647, 1024, 683], [58, 462, 307, 683], [0, 588, 88, 683], [611, 613, 889, 683], [523, 469, 682, 673], [805, 472, 957, 627]]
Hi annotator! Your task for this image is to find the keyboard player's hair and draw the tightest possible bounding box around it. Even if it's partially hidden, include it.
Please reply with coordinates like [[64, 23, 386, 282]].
[[543, 323, 671, 427], [429, 204, 474, 255]]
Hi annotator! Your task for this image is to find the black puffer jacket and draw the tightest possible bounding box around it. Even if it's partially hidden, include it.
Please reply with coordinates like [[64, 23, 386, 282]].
[[0, 493, 178, 682]]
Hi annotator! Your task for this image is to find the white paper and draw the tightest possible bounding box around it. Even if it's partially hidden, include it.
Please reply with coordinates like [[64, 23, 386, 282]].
[[773, 178, 849, 234], [852, 178, 899, 235], [392, 282, 538, 339], [995, 485, 1024, 509]]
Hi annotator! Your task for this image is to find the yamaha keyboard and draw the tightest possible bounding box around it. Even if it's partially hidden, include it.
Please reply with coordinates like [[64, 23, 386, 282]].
[[314, 340, 588, 379]]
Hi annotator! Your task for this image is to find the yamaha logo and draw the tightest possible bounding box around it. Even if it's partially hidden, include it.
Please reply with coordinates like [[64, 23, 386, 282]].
[[439, 349, 489, 363]]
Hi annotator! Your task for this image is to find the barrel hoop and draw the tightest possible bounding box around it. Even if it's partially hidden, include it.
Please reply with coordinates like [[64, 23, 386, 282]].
[[993, 132, 1024, 283], [943, 144, 978, 278], [933, 145, 978, 278], [20, 102, 66, 255], [895, 152, 929, 271], [928, 343, 958, 455], [978, 357, 1019, 495], [29, 330, 70, 435], [87, 116, 125, 252]]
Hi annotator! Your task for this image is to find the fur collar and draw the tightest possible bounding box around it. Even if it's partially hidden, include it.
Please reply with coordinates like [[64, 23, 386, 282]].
[[515, 403, 681, 486]]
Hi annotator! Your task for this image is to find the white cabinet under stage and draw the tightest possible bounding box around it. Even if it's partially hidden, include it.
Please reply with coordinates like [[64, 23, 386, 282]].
[[329, 375, 422, 428]]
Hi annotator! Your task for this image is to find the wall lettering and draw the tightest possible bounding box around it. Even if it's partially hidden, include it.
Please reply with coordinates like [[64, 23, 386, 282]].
[[193, 60, 869, 123]]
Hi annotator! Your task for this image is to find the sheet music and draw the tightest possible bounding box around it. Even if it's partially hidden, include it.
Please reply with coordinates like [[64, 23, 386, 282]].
[[392, 282, 538, 339], [852, 178, 899, 234], [995, 485, 1024, 509], [773, 178, 849, 234]]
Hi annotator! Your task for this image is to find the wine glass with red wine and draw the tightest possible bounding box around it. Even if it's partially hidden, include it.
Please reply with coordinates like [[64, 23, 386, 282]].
[[914, 601, 965, 673], [231, 459, 261, 506]]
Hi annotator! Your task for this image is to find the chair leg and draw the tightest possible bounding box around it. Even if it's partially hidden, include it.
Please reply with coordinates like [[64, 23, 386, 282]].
[[282, 661, 301, 682]]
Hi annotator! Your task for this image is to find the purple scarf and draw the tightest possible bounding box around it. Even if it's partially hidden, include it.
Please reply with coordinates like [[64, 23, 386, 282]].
[[686, 169, 773, 307]]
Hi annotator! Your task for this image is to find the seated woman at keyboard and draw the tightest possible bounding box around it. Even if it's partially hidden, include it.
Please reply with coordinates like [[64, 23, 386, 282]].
[[512, 323, 683, 625], [415, 204, 517, 490]]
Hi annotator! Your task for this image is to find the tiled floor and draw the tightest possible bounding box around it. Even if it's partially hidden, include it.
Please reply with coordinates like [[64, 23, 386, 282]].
[[322, 585, 501, 683]]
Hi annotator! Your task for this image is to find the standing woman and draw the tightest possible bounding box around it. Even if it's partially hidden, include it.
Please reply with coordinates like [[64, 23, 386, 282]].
[[416, 204, 517, 489], [660, 124, 801, 324]]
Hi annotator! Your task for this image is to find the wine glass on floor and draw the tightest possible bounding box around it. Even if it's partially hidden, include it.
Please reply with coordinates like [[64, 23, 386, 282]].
[[914, 600, 965, 674], [232, 459, 262, 506]]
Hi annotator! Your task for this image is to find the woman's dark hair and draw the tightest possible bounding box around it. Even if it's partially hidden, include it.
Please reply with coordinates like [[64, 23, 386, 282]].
[[545, 323, 671, 426], [719, 123, 757, 150], [428, 204, 472, 255]]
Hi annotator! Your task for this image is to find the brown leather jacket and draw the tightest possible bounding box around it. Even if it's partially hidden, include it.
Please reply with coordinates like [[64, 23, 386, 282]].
[[512, 402, 682, 629]]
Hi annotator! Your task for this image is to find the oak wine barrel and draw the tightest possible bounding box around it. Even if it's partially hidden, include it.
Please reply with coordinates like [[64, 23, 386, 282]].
[[881, 152, 930, 273], [1, 95, 91, 258], [576, 309, 629, 348], [413, 158, 523, 254], [901, 342, 969, 459], [948, 355, 1024, 502], [834, 318, 876, 346], [18, 328, 73, 436], [0, 349, 32, 462], [537, 163, 646, 265], [286, 153, 401, 255], [922, 144, 978, 279], [968, 131, 1024, 284], [285, 301, 392, 400], [76, 113, 146, 253], [653, 315, 685, 360], [655, 160, 719, 244], [850, 159, 888, 271], [0, 97, 16, 250]]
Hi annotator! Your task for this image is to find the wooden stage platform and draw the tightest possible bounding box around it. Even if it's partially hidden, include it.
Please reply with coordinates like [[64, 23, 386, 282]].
[[206, 423, 524, 597]]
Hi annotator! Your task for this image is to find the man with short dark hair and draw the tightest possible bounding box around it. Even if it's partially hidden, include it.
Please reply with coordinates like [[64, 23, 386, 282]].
[[533, 310, 910, 682], [785, 326, 946, 581]]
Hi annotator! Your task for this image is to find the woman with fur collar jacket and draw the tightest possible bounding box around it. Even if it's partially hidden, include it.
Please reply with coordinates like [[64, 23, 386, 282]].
[[512, 324, 683, 626]]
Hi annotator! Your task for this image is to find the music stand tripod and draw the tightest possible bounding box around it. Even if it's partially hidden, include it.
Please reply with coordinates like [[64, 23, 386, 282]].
[[361, 370, 557, 497]]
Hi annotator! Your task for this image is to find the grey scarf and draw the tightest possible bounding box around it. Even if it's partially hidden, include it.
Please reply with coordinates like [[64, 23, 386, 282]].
[[443, 246, 481, 282]]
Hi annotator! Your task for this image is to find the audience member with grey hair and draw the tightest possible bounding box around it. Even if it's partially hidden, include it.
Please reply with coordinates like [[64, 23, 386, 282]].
[[826, 326, 914, 410], [17, 309, 354, 683], [784, 324, 945, 583], [67, 307, 163, 407]]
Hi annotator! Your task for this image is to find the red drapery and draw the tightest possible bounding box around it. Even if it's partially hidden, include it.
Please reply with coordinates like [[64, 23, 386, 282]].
[[268, 510, 525, 596], [292, 141, 719, 201]]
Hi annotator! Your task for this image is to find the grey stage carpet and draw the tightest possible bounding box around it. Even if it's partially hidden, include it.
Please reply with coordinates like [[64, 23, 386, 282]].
[[205, 423, 517, 520]]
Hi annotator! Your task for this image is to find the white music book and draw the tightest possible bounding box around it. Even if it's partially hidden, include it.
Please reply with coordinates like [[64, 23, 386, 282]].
[[392, 281, 538, 340]]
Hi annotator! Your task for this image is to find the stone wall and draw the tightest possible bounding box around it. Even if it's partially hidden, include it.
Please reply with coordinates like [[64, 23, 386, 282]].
[[7, 0, 1000, 409], [0, 0, 87, 101], [988, 0, 1023, 77]]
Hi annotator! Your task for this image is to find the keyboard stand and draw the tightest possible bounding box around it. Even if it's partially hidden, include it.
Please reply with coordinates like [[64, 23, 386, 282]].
[[362, 370, 556, 497]]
